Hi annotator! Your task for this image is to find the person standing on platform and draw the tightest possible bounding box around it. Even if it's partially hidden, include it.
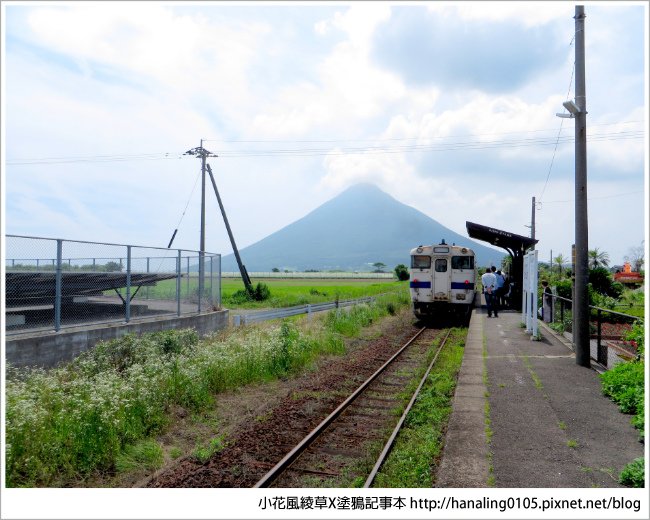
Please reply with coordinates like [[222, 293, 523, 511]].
[[494, 269, 506, 308], [482, 267, 498, 317]]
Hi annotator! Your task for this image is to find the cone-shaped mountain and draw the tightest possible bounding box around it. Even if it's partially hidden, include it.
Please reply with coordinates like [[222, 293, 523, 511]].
[[221, 183, 503, 272]]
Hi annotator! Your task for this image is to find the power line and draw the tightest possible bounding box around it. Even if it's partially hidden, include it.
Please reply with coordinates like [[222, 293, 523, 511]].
[[540, 191, 641, 204], [6, 152, 187, 166], [5, 124, 644, 165], [202, 119, 643, 144], [213, 130, 642, 158]]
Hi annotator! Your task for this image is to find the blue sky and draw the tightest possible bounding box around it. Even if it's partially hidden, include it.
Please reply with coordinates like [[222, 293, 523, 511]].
[[2, 2, 647, 267]]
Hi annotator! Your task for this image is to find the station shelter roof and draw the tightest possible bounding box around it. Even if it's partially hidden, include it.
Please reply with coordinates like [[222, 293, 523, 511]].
[[466, 221, 537, 256]]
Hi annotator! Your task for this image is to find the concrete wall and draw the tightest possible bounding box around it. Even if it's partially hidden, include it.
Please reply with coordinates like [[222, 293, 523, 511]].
[[6, 310, 229, 369]]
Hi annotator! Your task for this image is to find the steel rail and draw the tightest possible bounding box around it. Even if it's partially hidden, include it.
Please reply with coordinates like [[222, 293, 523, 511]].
[[364, 328, 452, 487], [253, 326, 428, 488]]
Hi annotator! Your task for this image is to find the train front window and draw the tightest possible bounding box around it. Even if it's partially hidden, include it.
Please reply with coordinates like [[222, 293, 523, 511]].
[[411, 255, 431, 269], [435, 259, 447, 272], [452, 256, 474, 270]]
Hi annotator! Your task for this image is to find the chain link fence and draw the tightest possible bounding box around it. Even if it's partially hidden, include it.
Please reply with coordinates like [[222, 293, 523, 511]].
[[5, 235, 221, 335]]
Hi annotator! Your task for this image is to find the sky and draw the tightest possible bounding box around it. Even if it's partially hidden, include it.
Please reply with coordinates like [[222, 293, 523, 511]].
[[2, 1, 648, 269]]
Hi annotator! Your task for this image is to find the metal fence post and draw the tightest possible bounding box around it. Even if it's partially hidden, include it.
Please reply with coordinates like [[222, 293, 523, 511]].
[[125, 246, 131, 323], [146, 256, 150, 300], [597, 309, 606, 367], [218, 254, 222, 309], [186, 256, 190, 300], [210, 255, 214, 309], [177, 250, 182, 317], [198, 251, 204, 314], [54, 239, 63, 332]]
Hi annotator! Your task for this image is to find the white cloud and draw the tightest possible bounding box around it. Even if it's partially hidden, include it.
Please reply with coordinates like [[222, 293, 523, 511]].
[[427, 2, 569, 27], [3, 2, 646, 268], [25, 4, 271, 127], [252, 4, 403, 137]]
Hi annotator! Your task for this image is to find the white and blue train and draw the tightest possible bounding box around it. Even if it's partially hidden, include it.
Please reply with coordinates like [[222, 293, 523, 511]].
[[409, 240, 476, 320]]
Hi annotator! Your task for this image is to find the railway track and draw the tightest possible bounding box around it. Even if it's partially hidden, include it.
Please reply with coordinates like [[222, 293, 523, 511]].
[[254, 326, 452, 488]]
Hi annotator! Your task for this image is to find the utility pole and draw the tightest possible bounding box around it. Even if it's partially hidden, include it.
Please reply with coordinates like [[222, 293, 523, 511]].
[[200, 139, 206, 257], [531, 196, 536, 249], [573, 5, 590, 368], [200, 140, 206, 312], [184, 143, 217, 312]]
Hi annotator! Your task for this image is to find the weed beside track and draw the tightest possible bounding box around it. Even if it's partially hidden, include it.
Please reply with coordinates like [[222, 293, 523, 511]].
[[5, 291, 409, 487]]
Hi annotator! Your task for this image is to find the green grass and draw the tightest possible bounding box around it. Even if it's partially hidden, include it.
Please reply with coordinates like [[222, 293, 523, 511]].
[[5, 289, 410, 487], [566, 439, 579, 449], [115, 439, 164, 473], [522, 355, 544, 391], [370, 328, 467, 487], [140, 276, 405, 309], [168, 447, 183, 460], [192, 434, 226, 463]]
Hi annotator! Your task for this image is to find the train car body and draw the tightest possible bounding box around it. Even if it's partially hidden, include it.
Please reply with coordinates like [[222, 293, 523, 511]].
[[409, 241, 476, 320]]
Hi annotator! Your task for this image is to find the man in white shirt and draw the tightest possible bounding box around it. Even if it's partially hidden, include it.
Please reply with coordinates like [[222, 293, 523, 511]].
[[481, 267, 498, 318]]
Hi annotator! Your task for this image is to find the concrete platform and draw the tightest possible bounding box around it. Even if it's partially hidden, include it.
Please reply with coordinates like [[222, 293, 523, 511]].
[[436, 296, 644, 488]]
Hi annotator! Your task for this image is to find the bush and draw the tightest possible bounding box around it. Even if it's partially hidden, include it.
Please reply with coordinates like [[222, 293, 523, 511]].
[[226, 282, 271, 303], [620, 457, 644, 488], [625, 320, 645, 360], [555, 279, 573, 302], [252, 282, 271, 301], [590, 291, 619, 310], [228, 289, 252, 304], [600, 360, 645, 440], [394, 264, 410, 281], [589, 267, 622, 298]]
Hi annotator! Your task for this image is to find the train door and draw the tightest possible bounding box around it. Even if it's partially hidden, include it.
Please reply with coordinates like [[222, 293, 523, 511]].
[[432, 256, 450, 301]]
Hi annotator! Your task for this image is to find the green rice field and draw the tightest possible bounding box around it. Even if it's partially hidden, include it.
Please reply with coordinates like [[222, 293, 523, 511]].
[[140, 276, 407, 309]]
